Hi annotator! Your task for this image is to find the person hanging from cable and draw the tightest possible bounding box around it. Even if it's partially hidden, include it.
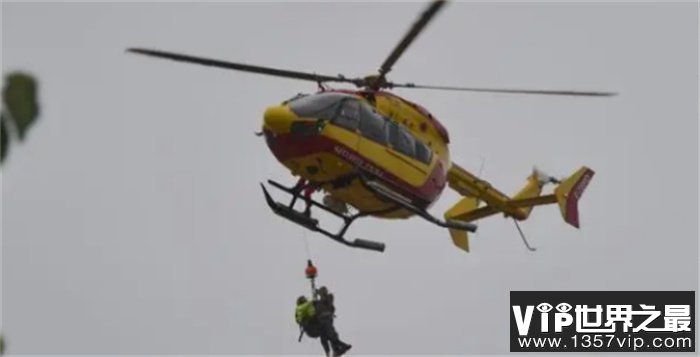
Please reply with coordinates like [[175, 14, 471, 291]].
[[314, 285, 351, 356], [296, 295, 330, 354], [295, 261, 352, 357]]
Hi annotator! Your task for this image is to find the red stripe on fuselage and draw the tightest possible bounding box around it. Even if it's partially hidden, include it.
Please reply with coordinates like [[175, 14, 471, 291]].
[[264, 129, 445, 207]]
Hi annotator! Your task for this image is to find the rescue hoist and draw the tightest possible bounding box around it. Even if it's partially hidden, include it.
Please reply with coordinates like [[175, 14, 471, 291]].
[[305, 260, 318, 301]]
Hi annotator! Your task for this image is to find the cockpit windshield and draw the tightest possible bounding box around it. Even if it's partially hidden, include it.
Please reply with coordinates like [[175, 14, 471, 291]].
[[287, 92, 356, 119]]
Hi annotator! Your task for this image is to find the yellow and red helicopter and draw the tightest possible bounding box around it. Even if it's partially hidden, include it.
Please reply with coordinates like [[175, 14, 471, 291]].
[[128, 0, 613, 253]]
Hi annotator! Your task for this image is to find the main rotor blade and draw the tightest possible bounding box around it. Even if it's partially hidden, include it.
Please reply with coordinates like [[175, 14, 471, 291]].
[[389, 82, 617, 97], [127, 48, 359, 84], [372, 0, 446, 90]]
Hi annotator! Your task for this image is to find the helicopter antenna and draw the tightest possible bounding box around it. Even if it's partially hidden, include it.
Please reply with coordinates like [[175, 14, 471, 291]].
[[513, 219, 536, 252], [474, 156, 486, 214], [477, 156, 486, 178], [477, 156, 486, 182]]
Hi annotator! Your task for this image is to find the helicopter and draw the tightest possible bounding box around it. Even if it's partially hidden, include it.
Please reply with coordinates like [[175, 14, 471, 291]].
[[127, 0, 613, 253]]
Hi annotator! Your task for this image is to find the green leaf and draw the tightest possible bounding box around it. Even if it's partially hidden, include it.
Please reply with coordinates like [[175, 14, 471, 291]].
[[1, 115, 8, 164], [3, 72, 39, 140]]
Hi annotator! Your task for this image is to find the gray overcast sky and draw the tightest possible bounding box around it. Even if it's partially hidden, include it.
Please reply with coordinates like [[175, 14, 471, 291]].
[[2, 1, 698, 355]]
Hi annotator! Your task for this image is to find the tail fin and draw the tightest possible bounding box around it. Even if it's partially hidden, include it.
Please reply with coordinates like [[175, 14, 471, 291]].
[[554, 167, 595, 228], [448, 229, 470, 252]]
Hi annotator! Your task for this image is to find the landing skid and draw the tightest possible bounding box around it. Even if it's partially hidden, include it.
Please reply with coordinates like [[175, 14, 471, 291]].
[[362, 179, 478, 233], [261, 176, 478, 252], [261, 179, 389, 252]]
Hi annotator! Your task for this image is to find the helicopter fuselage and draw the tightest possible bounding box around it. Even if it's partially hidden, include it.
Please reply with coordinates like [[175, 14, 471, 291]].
[[262, 90, 451, 218]]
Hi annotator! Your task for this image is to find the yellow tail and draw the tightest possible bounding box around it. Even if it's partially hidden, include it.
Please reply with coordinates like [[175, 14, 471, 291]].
[[444, 164, 595, 252]]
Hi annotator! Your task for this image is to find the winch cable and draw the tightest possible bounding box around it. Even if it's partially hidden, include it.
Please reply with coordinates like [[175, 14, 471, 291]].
[[301, 229, 318, 300], [302, 229, 312, 262], [473, 156, 486, 240]]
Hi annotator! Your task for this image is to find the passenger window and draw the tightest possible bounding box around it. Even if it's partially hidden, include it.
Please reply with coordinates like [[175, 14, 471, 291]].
[[389, 122, 415, 158], [333, 99, 360, 132], [415, 140, 432, 164], [359, 105, 387, 144]]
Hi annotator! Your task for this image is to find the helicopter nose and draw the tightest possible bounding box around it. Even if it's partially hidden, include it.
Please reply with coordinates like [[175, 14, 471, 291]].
[[263, 105, 297, 134]]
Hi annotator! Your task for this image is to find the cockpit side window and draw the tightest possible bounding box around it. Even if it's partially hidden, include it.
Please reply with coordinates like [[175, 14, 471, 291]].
[[414, 140, 432, 164], [359, 104, 387, 144], [388, 121, 416, 158]]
